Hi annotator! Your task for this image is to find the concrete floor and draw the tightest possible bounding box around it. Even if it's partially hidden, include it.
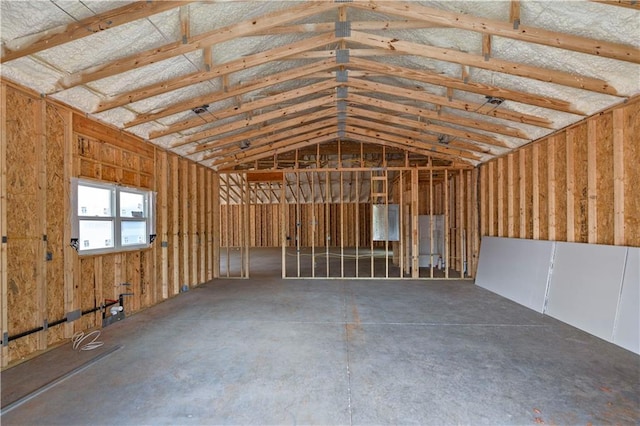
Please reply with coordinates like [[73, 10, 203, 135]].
[[2, 250, 639, 425]]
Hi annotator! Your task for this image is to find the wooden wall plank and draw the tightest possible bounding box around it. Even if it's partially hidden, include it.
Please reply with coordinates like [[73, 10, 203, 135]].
[[613, 108, 625, 245], [6, 87, 40, 361], [532, 144, 540, 239], [45, 103, 67, 346], [537, 141, 549, 241], [0, 83, 7, 366], [623, 100, 639, 246]]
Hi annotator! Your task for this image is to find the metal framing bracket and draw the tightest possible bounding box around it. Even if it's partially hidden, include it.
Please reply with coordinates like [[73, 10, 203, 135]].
[[336, 49, 349, 64], [66, 309, 81, 322]]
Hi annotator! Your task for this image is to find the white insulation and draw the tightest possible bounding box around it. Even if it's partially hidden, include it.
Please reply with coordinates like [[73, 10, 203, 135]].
[[1, 0, 638, 166]]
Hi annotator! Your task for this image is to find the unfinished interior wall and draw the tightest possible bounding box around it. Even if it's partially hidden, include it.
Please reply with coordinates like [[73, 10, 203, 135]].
[[479, 98, 640, 248], [0, 80, 216, 367]]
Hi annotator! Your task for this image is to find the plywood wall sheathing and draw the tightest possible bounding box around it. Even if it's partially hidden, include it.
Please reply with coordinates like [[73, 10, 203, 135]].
[[6, 86, 40, 361], [480, 97, 640, 248], [0, 83, 8, 367], [1, 81, 217, 366]]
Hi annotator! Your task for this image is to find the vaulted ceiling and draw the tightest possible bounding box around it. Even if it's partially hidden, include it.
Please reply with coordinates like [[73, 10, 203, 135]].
[[1, 1, 638, 170]]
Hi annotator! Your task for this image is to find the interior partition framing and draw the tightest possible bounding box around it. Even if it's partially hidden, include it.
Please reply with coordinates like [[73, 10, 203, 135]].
[[218, 166, 477, 280]]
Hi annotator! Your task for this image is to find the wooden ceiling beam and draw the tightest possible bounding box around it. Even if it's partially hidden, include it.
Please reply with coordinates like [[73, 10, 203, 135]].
[[349, 1, 639, 64], [124, 59, 338, 128], [346, 119, 480, 160], [347, 31, 619, 96], [95, 32, 338, 112], [347, 57, 581, 116], [170, 94, 337, 148], [150, 79, 341, 138], [348, 93, 528, 139], [343, 128, 477, 165], [202, 117, 338, 161], [590, 1, 640, 10], [58, 2, 340, 89], [347, 106, 507, 148], [347, 77, 552, 128], [193, 107, 338, 155], [213, 130, 338, 169], [1, 1, 194, 63], [345, 117, 493, 158], [258, 20, 444, 36]]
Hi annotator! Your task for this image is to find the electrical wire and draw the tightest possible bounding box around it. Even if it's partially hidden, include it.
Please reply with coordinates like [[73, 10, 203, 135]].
[[72, 330, 104, 351]]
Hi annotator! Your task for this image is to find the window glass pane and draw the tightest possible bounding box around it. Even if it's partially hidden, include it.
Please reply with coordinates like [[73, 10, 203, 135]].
[[79, 220, 114, 250], [121, 221, 147, 246], [78, 185, 112, 217], [120, 191, 145, 218]]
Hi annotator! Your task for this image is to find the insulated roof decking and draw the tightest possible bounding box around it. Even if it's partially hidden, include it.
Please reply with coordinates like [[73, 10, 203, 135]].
[[1, 0, 638, 170]]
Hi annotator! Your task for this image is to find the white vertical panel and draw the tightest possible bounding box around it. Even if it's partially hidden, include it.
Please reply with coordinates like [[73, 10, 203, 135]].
[[546, 243, 627, 342], [475, 237, 554, 313], [613, 248, 640, 354]]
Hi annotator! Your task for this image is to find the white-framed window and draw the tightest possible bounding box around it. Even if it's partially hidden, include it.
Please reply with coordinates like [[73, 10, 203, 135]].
[[71, 178, 156, 255]]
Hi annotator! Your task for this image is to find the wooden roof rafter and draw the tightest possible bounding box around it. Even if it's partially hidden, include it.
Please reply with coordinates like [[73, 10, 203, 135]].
[[124, 59, 339, 128], [95, 32, 340, 112], [56, 1, 343, 90], [151, 79, 342, 139], [193, 107, 338, 156], [0, 1, 196, 63], [170, 94, 337, 148], [349, 0, 640, 64]]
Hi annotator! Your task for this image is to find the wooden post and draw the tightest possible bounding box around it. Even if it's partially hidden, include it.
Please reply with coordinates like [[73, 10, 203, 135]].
[[35, 99, 47, 350], [326, 170, 330, 277], [587, 119, 598, 244], [459, 169, 465, 274], [430, 168, 434, 278], [532, 144, 540, 240], [243, 175, 250, 278], [566, 130, 576, 242], [157, 151, 168, 298], [170, 156, 179, 291], [497, 157, 504, 237], [61, 109, 79, 337], [547, 138, 557, 241], [311, 171, 316, 277], [519, 149, 527, 239], [199, 167, 206, 282], [355, 171, 360, 277], [507, 153, 515, 238], [296, 171, 301, 277], [411, 168, 419, 278], [281, 174, 287, 278], [190, 164, 198, 284], [399, 171, 404, 277], [0, 84, 8, 366], [224, 174, 230, 277], [340, 171, 345, 278], [488, 161, 495, 236], [612, 108, 625, 245], [444, 169, 449, 278]]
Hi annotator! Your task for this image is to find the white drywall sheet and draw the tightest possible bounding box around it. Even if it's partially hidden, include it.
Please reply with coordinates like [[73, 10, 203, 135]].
[[613, 248, 640, 354], [475, 237, 554, 313], [546, 243, 627, 342]]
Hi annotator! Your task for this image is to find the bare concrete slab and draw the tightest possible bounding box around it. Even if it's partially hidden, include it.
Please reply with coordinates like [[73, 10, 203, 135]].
[[2, 254, 638, 425]]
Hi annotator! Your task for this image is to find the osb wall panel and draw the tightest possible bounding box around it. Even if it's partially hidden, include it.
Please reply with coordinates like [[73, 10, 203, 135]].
[[45, 103, 66, 345], [6, 87, 40, 361], [623, 101, 640, 246], [480, 98, 640, 248], [2, 81, 216, 367]]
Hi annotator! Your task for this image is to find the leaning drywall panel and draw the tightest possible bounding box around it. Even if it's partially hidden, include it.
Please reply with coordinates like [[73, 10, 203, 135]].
[[475, 236, 554, 313], [546, 242, 627, 342], [613, 248, 640, 354]]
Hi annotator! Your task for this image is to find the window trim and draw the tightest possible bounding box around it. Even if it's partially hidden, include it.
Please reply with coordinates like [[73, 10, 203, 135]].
[[72, 178, 156, 255]]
